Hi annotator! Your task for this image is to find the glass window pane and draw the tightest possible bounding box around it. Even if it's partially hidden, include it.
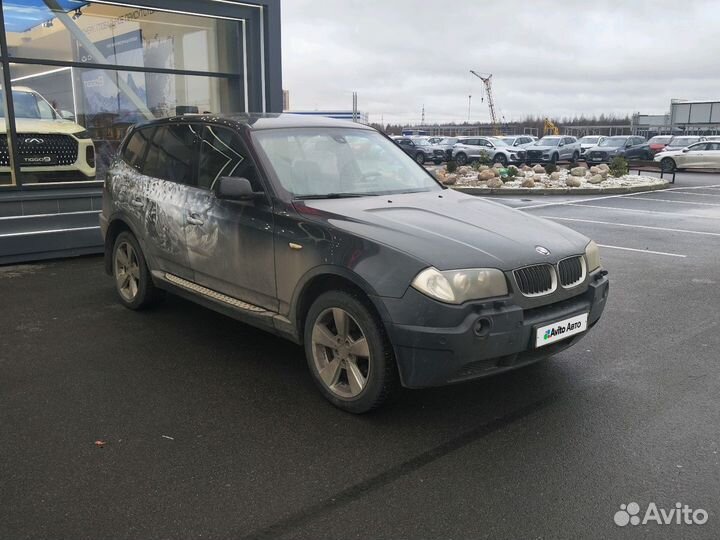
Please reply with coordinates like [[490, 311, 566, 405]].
[[0, 64, 17, 186], [8, 62, 242, 184], [198, 125, 257, 190], [142, 124, 198, 185], [3, 1, 242, 74]]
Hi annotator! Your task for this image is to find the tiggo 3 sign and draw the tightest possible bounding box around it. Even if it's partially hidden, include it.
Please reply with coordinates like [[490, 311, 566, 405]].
[[614, 502, 708, 527]]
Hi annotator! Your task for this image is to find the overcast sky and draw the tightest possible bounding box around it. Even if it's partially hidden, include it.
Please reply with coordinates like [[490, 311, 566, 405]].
[[281, 0, 720, 125]]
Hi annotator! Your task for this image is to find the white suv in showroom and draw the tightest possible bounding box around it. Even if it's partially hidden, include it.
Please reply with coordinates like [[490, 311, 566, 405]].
[[1, 86, 95, 183]]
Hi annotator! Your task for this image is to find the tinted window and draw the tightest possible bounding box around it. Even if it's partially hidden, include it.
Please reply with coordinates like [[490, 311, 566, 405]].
[[689, 143, 707, 151], [142, 124, 200, 184], [198, 126, 259, 191], [123, 127, 155, 170]]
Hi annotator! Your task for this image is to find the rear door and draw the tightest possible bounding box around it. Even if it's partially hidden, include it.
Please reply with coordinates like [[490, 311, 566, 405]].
[[706, 143, 720, 168], [184, 124, 277, 311], [141, 122, 200, 280]]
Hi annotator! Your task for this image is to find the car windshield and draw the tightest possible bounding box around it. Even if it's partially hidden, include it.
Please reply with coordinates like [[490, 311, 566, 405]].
[[500, 138, 516, 145], [253, 128, 442, 198], [599, 137, 627, 147], [648, 136, 672, 144], [0, 90, 57, 120], [440, 138, 457, 145], [491, 139, 510, 147], [535, 137, 561, 146], [579, 136, 600, 144], [668, 137, 700, 146], [413, 139, 431, 146]]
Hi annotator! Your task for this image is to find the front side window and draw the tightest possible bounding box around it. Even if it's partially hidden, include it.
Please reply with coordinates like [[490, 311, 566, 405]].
[[142, 124, 199, 184], [198, 125, 258, 191], [254, 128, 441, 198]]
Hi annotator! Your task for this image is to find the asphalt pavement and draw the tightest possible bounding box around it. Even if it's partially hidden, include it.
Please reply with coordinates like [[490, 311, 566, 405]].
[[2, 171, 719, 539]]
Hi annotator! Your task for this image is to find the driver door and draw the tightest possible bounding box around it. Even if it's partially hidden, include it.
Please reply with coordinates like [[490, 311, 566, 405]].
[[184, 124, 277, 311]]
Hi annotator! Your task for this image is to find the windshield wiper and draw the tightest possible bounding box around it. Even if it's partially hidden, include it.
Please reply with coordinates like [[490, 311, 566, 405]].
[[294, 192, 378, 200]]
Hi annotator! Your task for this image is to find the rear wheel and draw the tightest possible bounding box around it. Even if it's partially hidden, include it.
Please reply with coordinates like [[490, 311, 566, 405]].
[[660, 157, 676, 172], [112, 231, 163, 310], [455, 152, 467, 165], [304, 291, 397, 413], [493, 154, 508, 166]]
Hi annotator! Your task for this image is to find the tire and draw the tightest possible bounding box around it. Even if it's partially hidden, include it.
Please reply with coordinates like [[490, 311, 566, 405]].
[[571, 151, 579, 163], [304, 291, 398, 414], [112, 231, 163, 310], [493, 154, 508, 166], [455, 152, 467, 165], [415, 152, 425, 165], [660, 157, 676, 172], [433, 159, 442, 165], [551, 153, 559, 164]]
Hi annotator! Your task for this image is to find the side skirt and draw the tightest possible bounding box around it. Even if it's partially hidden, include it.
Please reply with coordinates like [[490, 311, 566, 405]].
[[154, 272, 300, 343]]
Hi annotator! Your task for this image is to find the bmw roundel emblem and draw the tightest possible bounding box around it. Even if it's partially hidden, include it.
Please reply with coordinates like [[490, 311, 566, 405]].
[[535, 246, 551, 255]]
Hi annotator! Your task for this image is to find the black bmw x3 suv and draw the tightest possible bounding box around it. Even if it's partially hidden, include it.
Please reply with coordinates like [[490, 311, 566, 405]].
[[101, 114, 609, 413]]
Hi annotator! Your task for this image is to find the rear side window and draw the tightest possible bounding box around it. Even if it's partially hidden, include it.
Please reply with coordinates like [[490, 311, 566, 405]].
[[142, 124, 200, 185], [122, 127, 155, 170], [198, 125, 259, 191]]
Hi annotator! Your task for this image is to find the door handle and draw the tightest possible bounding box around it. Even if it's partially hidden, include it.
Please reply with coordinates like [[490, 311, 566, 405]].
[[131, 198, 144, 208], [187, 213, 204, 226]]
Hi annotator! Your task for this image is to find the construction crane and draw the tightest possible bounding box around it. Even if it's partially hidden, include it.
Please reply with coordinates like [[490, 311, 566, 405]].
[[544, 118, 560, 135], [469, 70, 501, 135]]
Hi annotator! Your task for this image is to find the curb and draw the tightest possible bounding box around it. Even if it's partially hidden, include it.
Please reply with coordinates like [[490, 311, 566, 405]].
[[451, 181, 671, 196]]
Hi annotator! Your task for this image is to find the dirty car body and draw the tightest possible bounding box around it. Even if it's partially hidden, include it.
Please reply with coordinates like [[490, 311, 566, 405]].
[[100, 114, 609, 412]]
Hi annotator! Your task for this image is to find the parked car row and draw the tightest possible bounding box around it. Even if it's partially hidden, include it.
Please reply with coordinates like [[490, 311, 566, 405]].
[[392, 132, 720, 166]]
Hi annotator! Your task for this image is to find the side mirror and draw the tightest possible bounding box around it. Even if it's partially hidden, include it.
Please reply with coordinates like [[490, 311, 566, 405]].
[[682, 148, 690, 153], [59, 110, 75, 121], [558, 142, 565, 147], [216, 176, 257, 201]]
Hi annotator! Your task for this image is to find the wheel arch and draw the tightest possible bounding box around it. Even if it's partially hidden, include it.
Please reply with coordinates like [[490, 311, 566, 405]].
[[291, 266, 393, 345], [103, 216, 148, 276]]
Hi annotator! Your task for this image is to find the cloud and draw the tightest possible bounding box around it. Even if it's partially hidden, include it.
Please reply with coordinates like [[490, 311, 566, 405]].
[[281, 0, 720, 124]]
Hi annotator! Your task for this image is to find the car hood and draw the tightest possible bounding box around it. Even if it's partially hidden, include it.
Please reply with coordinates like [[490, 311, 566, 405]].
[[0, 118, 86, 135], [655, 148, 686, 158], [295, 190, 589, 271], [586, 145, 623, 153], [527, 145, 560, 152]]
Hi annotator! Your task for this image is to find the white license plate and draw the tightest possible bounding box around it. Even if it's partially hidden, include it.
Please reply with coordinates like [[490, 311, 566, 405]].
[[535, 313, 588, 348], [592, 156, 602, 161]]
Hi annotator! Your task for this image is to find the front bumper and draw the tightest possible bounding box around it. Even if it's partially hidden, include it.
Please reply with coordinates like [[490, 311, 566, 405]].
[[382, 270, 609, 388]]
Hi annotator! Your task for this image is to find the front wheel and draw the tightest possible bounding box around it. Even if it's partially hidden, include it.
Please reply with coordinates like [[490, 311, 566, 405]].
[[493, 154, 508, 166], [455, 152, 468, 165], [304, 291, 397, 413], [112, 231, 163, 310], [433, 159, 442, 165], [551, 153, 559, 164], [660, 157, 676, 172], [415, 152, 426, 165], [571, 151, 579, 163]]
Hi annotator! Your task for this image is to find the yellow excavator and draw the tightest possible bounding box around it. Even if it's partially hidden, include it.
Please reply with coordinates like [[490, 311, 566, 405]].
[[544, 118, 560, 135]]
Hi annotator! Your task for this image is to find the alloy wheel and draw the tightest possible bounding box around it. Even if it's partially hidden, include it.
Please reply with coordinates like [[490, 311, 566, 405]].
[[311, 307, 371, 399], [114, 241, 140, 302]]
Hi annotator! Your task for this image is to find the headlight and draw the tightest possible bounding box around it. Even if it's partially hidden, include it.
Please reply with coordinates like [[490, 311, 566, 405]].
[[73, 130, 91, 140], [585, 240, 601, 272], [411, 267, 508, 304]]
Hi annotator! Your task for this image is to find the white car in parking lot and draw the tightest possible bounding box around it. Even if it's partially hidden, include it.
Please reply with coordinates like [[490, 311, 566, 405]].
[[655, 141, 720, 171], [452, 136, 526, 166]]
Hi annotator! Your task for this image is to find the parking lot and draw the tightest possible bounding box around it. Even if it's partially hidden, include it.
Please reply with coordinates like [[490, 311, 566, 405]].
[[2, 171, 720, 539]]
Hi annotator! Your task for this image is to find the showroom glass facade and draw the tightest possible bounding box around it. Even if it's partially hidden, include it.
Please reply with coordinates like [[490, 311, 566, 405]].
[[0, 0, 281, 187], [0, 0, 280, 264]]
